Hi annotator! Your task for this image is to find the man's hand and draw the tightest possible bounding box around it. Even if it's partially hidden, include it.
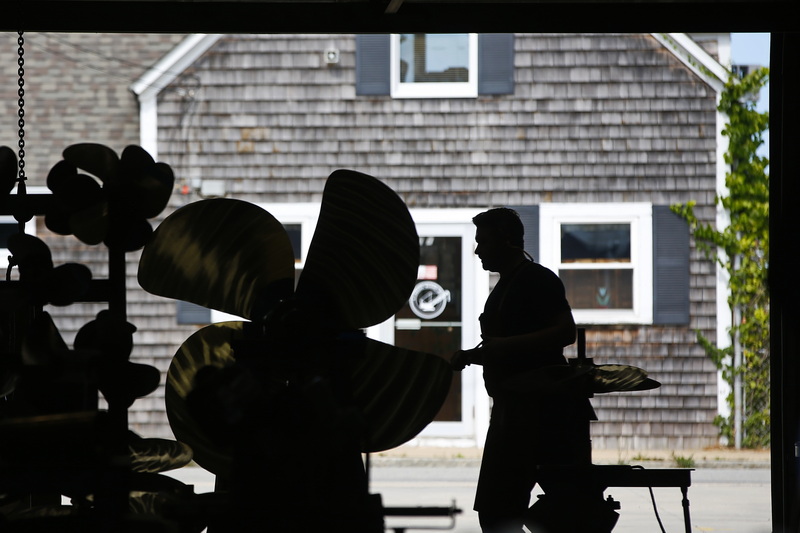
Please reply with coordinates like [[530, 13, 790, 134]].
[[451, 346, 485, 371], [451, 350, 470, 371]]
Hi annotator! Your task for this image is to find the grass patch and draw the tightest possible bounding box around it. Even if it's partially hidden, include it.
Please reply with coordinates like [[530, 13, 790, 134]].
[[671, 453, 696, 468]]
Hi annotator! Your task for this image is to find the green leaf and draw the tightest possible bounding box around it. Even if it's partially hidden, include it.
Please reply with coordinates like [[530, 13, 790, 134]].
[[675, 67, 771, 448]]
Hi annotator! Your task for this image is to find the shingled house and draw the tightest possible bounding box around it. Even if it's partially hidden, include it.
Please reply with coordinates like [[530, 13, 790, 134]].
[[2, 32, 730, 451]]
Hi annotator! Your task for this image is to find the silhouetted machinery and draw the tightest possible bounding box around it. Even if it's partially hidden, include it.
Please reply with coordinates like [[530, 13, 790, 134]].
[[508, 329, 694, 533]]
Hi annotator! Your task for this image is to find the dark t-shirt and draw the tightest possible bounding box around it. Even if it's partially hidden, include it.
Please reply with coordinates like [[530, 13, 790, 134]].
[[479, 260, 571, 397]]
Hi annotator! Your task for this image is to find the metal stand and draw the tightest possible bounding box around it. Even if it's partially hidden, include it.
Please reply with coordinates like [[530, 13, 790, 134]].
[[530, 328, 693, 533], [383, 501, 463, 533]]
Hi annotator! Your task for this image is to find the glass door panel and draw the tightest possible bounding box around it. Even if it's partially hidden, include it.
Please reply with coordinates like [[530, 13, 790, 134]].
[[394, 236, 462, 421]]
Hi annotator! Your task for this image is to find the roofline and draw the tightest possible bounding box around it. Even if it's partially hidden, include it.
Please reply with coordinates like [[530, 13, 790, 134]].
[[131, 32, 730, 159], [130, 34, 224, 99], [652, 33, 729, 92], [132, 32, 728, 97], [131, 34, 224, 159]]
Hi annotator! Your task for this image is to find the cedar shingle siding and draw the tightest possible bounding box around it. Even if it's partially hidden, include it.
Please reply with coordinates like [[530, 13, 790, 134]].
[[2, 32, 721, 449], [155, 33, 720, 449]]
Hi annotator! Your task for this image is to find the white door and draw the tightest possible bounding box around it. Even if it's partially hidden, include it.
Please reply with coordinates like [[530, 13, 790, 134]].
[[368, 210, 490, 446]]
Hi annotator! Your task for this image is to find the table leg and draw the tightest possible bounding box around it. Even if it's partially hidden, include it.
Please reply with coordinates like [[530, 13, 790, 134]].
[[680, 486, 691, 533]]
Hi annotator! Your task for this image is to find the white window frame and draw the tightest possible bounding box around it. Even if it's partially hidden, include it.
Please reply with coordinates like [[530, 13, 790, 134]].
[[257, 202, 321, 270], [539, 203, 653, 325], [390, 33, 479, 99]]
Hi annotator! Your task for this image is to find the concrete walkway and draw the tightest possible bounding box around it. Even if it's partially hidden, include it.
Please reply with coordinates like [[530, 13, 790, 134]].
[[369, 444, 771, 469]]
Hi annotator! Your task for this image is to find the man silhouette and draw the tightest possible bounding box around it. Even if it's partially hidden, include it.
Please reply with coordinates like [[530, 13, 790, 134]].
[[452, 207, 590, 533]]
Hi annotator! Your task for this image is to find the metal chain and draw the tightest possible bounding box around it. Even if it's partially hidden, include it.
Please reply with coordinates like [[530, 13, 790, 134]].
[[17, 31, 26, 192]]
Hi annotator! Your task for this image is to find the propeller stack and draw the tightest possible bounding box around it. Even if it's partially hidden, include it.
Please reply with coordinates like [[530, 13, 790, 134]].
[[1, 144, 198, 532]]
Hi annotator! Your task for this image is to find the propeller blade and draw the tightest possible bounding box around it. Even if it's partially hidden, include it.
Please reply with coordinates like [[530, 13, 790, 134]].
[[68, 200, 109, 245], [348, 339, 452, 452], [166, 322, 451, 470], [138, 199, 295, 320], [0, 367, 18, 398], [74, 310, 135, 363], [591, 364, 652, 393], [8, 233, 54, 275], [98, 362, 161, 408], [21, 312, 70, 367], [628, 377, 661, 392], [46, 263, 93, 306], [165, 322, 242, 476], [502, 363, 660, 395], [296, 169, 419, 330], [46, 163, 103, 207], [1, 145, 17, 196], [119, 145, 175, 218], [62, 143, 119, 183], [128, 435, 194, 473]]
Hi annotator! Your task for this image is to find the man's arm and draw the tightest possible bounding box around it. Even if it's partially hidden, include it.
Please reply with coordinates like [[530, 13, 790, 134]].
[[451, 309, 575, 370]]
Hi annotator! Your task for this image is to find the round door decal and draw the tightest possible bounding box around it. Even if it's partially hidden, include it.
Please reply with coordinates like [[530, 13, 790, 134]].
[[409, 281, 451, 319]]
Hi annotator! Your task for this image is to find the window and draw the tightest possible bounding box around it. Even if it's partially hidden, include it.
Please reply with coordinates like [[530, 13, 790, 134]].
[[356, 34, 515, 97], [176, 300, 212, 325], [391, 34, 478, 98], [559, 223, 634, 310], [283, 223, 302, 263], [540, 203, 654, 325]]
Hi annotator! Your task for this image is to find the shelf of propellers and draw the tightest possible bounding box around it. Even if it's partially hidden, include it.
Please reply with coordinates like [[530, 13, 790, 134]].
[[136, 169, 453, 532], [0, 144, 206, 532]]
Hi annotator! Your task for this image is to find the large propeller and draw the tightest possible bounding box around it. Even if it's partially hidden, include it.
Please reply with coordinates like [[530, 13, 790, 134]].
[[138, 169, 452, 477]]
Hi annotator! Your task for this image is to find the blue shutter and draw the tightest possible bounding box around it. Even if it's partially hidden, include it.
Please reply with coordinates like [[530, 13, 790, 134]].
[[653, 206, 690, 325], [356, 34, 390, 95], [479, 34, 515, 95], [177, 301, 211, 325], [509, 205, 539, 262]]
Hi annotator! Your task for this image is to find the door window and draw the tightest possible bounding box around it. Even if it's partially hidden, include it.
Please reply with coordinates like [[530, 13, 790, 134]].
[[394, 236, 463, 421]]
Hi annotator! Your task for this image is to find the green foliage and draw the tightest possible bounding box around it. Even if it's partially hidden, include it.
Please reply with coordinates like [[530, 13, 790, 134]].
[[671, 453, 696, 468], [671, 67, 770, 448]]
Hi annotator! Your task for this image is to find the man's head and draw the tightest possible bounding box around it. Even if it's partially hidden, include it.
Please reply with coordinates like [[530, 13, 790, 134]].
[[472, 208, 524, 247], [472, 208, 525, 273]]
